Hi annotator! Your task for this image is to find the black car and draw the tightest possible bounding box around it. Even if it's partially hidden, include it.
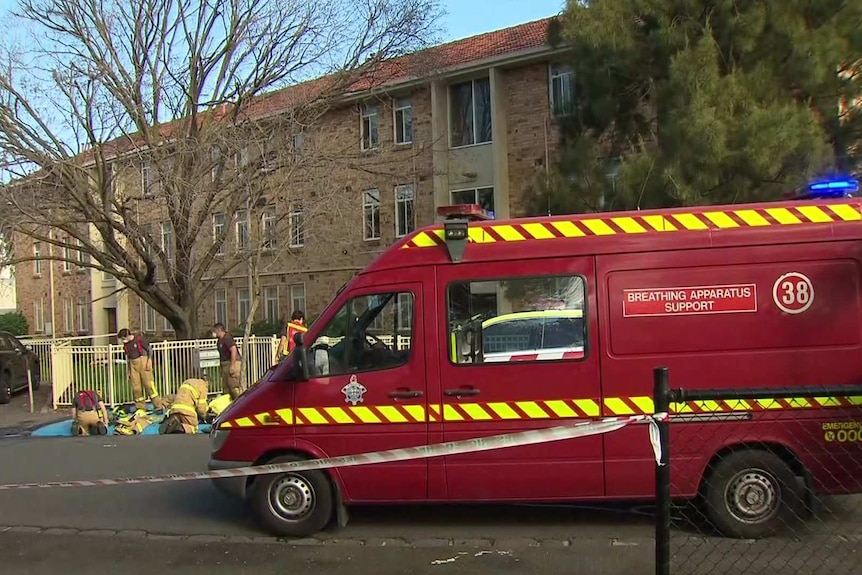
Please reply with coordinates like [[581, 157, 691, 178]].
[[0, 331, 41, 404]]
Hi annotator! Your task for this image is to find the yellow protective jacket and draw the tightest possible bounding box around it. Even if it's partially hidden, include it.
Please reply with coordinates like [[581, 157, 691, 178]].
[[169, 378, 209, 421]]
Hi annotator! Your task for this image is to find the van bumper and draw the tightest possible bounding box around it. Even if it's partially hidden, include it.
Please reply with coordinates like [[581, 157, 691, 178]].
[[208, 458, 253, 500]]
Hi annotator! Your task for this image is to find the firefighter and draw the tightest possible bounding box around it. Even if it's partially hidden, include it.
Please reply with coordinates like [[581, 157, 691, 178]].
[[212, 323, 242, 400], [117, 328, 164, 413], [276, 310, 308, 362], [160, 372, 209, 434], [71, 389, 109, 436]]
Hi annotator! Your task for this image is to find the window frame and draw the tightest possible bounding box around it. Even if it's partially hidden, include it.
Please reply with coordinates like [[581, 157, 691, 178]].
[[444, 272, 590, 367], [63, 242, 74, 272], [450, 186, 495, 215], [140, 300, 157, 333], [393, 97, 413, 145], [549, 62, 575, 118], [289, 283, 306, 315], [261, 210, 278, 250], [264, 285, 280, 323], [76, 296, 89, 333], [235, 209, 249, 253], [141, 163, 153, 196], [160, 221, 174, 263], [308, 289, 416, 378], [34, 298, 44, 333], [394, 184, 416, 238], [214, 288, 228, 326], [288, 206, 304, 248], [63, 297, 74, 333], [32, 242, 42, 276], [362, 188, 381, 241], [360, 103, 379, 151], [213, 212, 227, 255], [237, 287, 251, 325], [448, 77, 492, 149]]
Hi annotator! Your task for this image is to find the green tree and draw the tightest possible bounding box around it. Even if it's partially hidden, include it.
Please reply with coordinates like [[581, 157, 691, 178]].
[[0, 311, 28, 335], [529, 1, 862, 215]]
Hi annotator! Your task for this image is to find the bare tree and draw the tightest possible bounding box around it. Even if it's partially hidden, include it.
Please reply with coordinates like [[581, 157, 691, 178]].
[[0, 0, 443, 339]]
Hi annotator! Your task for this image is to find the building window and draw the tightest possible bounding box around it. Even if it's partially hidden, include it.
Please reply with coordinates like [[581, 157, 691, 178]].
[[161, 222, 174, 262], [289, 284, 306, 315], [363, 189, 381, 240], [140, 300, 157, 333], [163, 316, 173, 332], [76, 238, 88, 266], [447, 275, 587, 365], [213, 213, 226, 255], [264, 286, 279, 323], [214, 288, 228, 326], [395, 184, 416, 237], [550, 63, 575, 117], [63, 297, 74, 333], [394, 97, 413, 144], [141, 164, 153, 196], [33, 242, 42, 275], [76, 297, 89, 333], [63, 241, 74, 272], [211, 147, 220, 182], [451, 187, 495, 215], [101, 268, 113, 282], [259, 211, 277, 251], [449, 77, 492, 147], [141, 224, 155, 260], [237, 288, 251, 325], [34, 298, 44, 333], [361, 103, 379, 150], [235, 210, 249, 252], [397, 293, 413, 331], [289, 206, 304, 248]]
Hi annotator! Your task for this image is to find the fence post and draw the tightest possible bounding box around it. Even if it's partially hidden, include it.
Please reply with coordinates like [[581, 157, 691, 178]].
[[654, 366, 671, 575], [107, 344, 116, 407]]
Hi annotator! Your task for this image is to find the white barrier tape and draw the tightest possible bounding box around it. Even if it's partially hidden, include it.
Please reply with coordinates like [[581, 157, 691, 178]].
[[0, 413, 668, 491]]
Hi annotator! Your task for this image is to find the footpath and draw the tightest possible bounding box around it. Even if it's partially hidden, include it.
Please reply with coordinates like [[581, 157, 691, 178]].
[[0, 385, 68, 437]]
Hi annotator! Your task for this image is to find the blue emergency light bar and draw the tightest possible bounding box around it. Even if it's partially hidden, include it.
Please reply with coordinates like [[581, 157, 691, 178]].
[[793, 177, 860, 200]]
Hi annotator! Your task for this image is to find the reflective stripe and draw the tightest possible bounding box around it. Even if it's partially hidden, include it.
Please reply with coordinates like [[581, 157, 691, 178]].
[[171, 403, 197, 416]]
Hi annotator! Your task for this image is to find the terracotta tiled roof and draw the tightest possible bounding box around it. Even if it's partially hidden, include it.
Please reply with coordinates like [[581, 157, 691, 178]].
[[78, 17, 556, 160], [248, 17, 554, 118]]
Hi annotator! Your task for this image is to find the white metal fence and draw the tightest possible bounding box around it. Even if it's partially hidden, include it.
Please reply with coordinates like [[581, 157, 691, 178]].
[[20, 335, 279, 408]]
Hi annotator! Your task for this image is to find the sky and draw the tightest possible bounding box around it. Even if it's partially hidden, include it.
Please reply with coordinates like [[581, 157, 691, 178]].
[[441, 0, 565, 41]]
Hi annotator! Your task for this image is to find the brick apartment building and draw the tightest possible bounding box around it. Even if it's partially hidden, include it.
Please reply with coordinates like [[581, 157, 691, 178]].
[[14, 17, 577, 339]]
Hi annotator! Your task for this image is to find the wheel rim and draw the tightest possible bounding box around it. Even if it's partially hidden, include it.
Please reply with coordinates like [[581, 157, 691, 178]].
[[267, 474, 315, 521], [724, 468, 780, 525]]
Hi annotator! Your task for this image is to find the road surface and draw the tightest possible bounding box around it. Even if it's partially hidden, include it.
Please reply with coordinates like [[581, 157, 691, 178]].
[[0, 435, 860, 574]]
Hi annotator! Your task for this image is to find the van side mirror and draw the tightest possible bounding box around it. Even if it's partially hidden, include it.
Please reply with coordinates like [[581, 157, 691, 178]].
[[292, 332, 310, 382]]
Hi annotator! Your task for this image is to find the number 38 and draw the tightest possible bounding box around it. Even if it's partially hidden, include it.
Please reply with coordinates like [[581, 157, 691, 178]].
[[780, 279, 811, 306]]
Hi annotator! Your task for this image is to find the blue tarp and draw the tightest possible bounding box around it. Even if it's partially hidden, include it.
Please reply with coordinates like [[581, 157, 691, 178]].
[[31, 419, 214, 436]]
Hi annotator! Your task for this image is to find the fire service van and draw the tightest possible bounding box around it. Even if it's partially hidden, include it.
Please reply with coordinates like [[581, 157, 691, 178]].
[[209, 179, 862, 539]]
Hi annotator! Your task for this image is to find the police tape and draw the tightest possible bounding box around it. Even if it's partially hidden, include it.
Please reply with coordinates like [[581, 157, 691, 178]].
[[0, 413, 668, 491]]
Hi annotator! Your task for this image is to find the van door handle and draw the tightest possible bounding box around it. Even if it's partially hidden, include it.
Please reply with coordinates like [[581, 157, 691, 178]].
[[444, 388, 480, 397], [388, 389, 423, 399]]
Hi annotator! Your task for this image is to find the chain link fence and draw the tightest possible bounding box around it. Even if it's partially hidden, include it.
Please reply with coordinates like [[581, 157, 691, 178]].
[[654, 368, 862, 575]]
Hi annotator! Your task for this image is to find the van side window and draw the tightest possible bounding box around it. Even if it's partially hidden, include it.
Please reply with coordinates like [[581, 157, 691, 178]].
[[447, 275, 586, 364], [308, 291, 414, 377]]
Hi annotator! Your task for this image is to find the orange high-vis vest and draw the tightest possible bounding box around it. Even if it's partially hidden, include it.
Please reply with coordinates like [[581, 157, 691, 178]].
[[283, 322, 308, 355]]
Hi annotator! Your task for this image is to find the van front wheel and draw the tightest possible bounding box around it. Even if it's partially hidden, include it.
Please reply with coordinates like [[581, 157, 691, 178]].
[[703, 450, 803, 539], [248, 454, 334, 538]]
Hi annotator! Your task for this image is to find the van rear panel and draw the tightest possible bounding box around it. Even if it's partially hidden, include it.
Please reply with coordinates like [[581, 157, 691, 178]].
[[598, 241, 862, 498]]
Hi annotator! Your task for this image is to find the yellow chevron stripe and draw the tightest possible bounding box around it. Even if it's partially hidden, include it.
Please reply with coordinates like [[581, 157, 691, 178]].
[[582, 219, 616, 235], [796, 205, 834, 223], [220, 421, 233, 428], [642, 215, 678, 232], [765, 207, 802, 225], [516, 401, 551, 419], [459, 403, 494, 421], [755, 399, 783, 410], [468, 227, 496, 243], [402, 404, 427, 422], [299, 408, 328, 425], [673, 213, 709, 230], [604, 397, 635, 415], [521, 222, 555, 240], [351, 406, 382, 423], [487, 402, 521, 419], [234, 417, 255, 428], [492, 225, 526, 241], [574, 399, 601, 417], [323, 407, 356, 424], [630, 396, 655, 414], [703, 211, 739, 228], [550, 221, 585, 237], [670, 402, 695, 414], [275, 408, 294, 425], [612, 217, 647, 234], [734, 209, 771, 227], [411, 232, 438, 248], [442, 404, 465, 421], [828, 204, 862, 221], [376, 405, 409, 423], [813, 397, 843, 408], [784, 397, 811, 409], [543, 400, 577, 418]]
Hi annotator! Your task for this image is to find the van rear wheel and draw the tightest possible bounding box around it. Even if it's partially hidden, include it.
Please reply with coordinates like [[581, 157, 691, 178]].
[[703, 450, 803, 539], [248, 454, 333, 538]]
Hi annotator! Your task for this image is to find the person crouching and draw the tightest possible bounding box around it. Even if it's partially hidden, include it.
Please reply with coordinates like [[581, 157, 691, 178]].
[[159, 372, 209, 435]]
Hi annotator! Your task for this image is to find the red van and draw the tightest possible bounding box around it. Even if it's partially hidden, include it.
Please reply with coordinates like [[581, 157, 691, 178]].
[[208, 187, 862, 539]]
